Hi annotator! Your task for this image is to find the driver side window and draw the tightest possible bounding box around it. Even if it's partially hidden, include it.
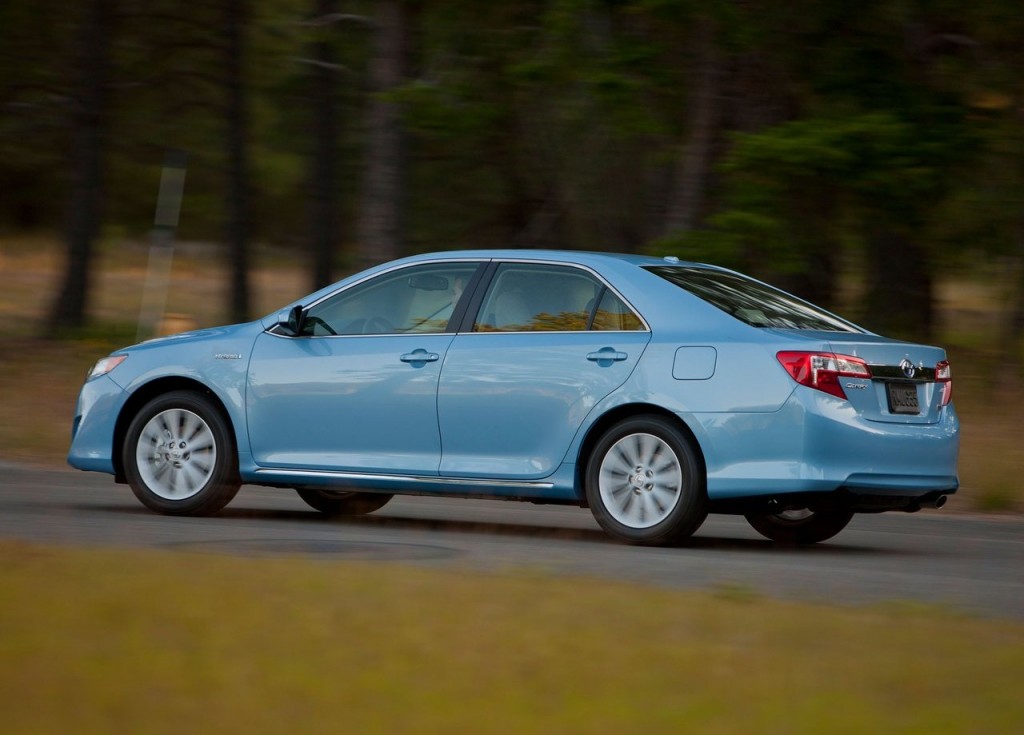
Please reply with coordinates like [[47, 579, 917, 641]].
[[303, 263, 480, 336]]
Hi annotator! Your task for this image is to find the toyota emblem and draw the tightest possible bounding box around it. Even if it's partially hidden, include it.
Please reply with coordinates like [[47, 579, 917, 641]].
[[899, 358, 917, 379]]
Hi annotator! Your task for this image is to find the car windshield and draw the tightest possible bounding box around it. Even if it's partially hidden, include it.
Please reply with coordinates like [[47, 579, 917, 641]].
[[645, 265, 863, 332]]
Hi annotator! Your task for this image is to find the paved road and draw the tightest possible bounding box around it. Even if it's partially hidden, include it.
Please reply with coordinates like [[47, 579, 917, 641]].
[[2, 463, 1021, 619]]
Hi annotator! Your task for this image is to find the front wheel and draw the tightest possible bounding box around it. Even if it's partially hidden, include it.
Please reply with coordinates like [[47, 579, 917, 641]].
[[295, 488, 393, 516], [123, 390, 240, 516], [744, 508, 854, 544], [585, 415, 707, 546]]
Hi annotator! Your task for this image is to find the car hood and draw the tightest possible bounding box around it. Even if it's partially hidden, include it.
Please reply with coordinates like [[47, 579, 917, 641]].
[[118, 321, 265, 355]]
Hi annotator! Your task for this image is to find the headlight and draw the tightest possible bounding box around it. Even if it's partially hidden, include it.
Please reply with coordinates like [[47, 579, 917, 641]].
[[89, 355, 128, 378]]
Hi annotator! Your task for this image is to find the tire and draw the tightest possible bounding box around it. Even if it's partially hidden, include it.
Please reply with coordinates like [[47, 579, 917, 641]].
[[744, 508, 854, 545], [585, 415, 707, 546], [295, 488, 393, 516], [123, 390, 240, 516]]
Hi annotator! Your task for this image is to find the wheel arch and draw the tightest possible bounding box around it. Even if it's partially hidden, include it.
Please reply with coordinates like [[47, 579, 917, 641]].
[[112, 377, 237, 482], [574, 403, 707, 507]]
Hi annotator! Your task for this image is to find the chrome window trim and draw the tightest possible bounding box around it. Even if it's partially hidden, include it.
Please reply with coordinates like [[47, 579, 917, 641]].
[[266, 329, 454, 340], [458, 329, 648, 336]]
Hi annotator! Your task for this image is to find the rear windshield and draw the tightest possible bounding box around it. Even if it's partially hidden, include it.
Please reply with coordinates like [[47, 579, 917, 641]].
[[645, 265, 863, 332]]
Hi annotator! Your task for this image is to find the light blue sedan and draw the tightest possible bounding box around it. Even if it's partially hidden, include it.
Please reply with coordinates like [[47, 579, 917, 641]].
[[68, 250, 959, 545]]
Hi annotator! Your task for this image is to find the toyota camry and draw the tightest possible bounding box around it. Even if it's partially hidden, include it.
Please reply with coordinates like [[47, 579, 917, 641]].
[[68, 250, 960, 545]]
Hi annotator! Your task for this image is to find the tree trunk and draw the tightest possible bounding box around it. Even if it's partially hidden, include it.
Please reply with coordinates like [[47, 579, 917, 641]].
[[224, 0, 251, 324], [782, 184, 840, 310], [786, 246, 839, 311], [356, 0, 410, 268], [997, 226, 1024, 393], [1011, 237, 1024, 343], [47, 0, 113, 335], [662, 18, 721, 238], [306, 0, 341, 290], [862, 223, 934, 340]]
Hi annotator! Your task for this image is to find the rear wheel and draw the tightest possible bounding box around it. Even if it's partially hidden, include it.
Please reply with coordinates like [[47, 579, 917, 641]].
[[585, 415, 707, 546], [744, 508, 854, 544], [295, 488, 393, 516], [124, 391, 240, 516]]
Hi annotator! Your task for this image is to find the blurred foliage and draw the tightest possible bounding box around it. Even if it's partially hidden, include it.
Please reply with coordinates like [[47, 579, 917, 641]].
[[1, 0, 1023, 342]]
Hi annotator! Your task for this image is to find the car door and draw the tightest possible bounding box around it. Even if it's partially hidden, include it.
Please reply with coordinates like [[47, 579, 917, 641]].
[[437, 261, 651, 479], [246, 261, 483, 474]]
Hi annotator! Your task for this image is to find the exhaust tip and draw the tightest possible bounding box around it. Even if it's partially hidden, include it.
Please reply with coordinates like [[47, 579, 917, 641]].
[[906, 495, 947, 512]]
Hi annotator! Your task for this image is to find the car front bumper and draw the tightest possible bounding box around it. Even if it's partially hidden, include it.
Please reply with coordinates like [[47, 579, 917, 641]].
[[67, 374, 127, 474]]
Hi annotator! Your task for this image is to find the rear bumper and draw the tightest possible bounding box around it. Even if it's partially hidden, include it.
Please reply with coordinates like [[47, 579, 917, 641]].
[[687, 387, 960, 500], [709, 487, 955, 515]]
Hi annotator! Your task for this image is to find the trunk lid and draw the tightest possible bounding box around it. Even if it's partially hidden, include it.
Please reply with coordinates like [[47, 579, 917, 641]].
[[829, 333, 948, 425], [771, 330, 950, 425]]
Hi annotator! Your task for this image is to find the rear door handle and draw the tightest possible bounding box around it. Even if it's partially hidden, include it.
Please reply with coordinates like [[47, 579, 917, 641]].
[[587, 348, 628, 362], [400, 350, 440, 363]]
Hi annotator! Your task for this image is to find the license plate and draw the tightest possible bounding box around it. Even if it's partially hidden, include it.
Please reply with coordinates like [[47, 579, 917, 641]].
[[887, 382, 920, 415]]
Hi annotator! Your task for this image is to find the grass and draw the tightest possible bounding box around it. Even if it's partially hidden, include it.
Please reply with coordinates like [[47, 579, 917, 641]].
[[1, 540, 1022, 734]]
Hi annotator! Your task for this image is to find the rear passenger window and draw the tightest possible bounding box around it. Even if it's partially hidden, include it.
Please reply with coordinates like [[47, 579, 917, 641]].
[[473, 263, 644, 332], [592, 290, 644, 331]]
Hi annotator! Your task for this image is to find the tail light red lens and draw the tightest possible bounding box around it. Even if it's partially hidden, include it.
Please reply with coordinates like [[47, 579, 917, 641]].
[[777, 351, 870, 400], [935, 360, 952, 406]]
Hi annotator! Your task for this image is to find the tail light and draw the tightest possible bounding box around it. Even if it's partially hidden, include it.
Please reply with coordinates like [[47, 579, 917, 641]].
[[935, 360, 952, 406], [777, 351, 870, 400]]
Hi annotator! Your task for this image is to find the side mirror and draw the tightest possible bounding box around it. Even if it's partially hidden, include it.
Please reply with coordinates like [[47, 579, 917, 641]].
[[286, 305, 307, 336]]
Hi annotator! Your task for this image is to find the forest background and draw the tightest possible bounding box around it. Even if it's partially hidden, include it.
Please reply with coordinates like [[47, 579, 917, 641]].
[[1, 0, 1022, 508]]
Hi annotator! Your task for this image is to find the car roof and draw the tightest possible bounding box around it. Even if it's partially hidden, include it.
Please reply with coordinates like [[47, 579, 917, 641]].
[[397, 249, 705, 269]]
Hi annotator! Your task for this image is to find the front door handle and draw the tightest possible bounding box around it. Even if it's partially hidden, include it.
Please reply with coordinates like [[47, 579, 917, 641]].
[[587, 348, 628, 363], [400, 350, 440, 363]]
